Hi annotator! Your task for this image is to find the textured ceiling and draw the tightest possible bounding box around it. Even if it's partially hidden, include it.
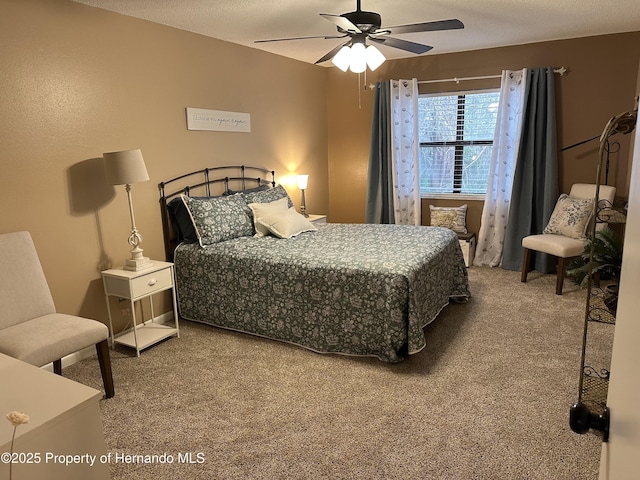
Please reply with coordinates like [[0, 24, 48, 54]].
[[73, 0, 640, 65]]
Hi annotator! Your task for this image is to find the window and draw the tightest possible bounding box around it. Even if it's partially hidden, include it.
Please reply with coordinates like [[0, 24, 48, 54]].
[[418, 90, 500, 196]]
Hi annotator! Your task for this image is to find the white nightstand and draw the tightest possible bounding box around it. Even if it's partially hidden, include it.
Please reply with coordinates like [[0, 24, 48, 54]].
[[101, 261, 180, 356], [457, 232, 476, 268], [307, 214, 327, 224]]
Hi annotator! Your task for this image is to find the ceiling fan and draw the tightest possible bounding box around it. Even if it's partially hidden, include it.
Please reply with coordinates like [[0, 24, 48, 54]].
[[255, 0, 464, 70]]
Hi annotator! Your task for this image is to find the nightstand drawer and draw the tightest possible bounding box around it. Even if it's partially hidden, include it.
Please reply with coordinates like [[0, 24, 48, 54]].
[[130, 268, 173, 298]]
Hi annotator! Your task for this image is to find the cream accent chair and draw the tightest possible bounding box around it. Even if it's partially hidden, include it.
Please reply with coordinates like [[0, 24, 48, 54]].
[[520, 184, 616, 295], [0, 231, 114, 398]]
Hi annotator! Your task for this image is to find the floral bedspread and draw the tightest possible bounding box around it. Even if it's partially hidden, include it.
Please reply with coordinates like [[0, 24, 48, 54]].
[[174, 223, 470, 362]]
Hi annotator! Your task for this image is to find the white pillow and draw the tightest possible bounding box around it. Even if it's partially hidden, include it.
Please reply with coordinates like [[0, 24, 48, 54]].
[[256, 207, 317, 239], [543, 194, 594, 239], [248, 197, 290, 237]]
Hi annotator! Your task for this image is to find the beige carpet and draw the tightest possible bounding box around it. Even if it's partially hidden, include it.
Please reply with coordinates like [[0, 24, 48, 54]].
[[64, 266, 609, 480]]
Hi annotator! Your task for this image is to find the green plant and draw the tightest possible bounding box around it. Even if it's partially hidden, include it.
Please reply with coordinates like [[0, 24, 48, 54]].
[[566, 226, 624, 288]]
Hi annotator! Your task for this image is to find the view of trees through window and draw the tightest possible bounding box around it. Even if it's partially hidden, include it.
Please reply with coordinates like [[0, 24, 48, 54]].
[[418, 90, 500, 195]]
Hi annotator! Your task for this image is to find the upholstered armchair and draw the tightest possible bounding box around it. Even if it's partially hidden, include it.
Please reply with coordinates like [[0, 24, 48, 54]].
[[0, 231, 114, 398], [521, 184, 616, 295]]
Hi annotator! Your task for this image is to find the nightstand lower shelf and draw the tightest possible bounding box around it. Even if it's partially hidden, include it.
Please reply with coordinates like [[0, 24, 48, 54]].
[[113, 320, 179, 352]]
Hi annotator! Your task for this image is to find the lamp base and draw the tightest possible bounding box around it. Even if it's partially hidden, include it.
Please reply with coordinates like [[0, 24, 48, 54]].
[[124, 246, 153, 272], [124, 257, 153, 272]]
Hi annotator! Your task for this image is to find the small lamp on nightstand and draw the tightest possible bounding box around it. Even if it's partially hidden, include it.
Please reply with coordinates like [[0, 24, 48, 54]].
[[103, 148, 153, 272], [297, 174, 309, 217]]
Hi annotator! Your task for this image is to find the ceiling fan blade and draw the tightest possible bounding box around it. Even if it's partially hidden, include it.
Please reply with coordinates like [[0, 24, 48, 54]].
[[370, 36, 433, 55], [320, 13, 362, 34], [383, 19, 464, 35], [315, 41, 351, 64], [255, 34, 346, 44]]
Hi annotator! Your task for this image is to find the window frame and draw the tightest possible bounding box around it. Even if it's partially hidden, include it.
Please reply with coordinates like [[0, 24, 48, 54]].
[[418, 88, 500, 200]]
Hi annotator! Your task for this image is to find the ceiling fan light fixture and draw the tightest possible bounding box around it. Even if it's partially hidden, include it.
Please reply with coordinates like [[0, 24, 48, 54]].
[[331, 45, 352, 72], [348, 42, 366, 73], [256, 1, 465, 69], [365, 44, 385, 71]]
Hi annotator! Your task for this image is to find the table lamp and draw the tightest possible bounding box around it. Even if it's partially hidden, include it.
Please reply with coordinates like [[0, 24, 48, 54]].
[[103, 148, 152, 271], [297, 174, 309, 217]]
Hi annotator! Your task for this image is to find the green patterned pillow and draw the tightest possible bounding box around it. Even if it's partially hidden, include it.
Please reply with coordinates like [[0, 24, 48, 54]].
[[543, 194, 594, 239], [181, 194, 254, 246], [243, 184, 293, 208]]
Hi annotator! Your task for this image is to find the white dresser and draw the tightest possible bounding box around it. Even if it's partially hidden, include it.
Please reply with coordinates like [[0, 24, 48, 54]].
[[0, 354, 109, 480]]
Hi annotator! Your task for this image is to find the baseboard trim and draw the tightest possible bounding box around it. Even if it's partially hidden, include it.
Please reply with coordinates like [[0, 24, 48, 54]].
[[41, 311, 175, 372]]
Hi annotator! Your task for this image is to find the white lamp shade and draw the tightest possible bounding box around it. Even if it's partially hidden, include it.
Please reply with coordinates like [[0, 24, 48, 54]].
[[297, 174, 309, 190], [349, 42, 366, 73], [331, 46, 352, 72], [365, 45, 385, 71], [103, 149, 149, 185]]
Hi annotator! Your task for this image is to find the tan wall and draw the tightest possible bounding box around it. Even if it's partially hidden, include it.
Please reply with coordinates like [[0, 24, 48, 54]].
[[327, 32, 640, 225], [0, 0, 328, 330]]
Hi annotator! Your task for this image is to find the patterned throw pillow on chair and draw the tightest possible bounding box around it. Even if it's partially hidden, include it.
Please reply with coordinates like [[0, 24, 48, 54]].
[[431, 210, 458, 230], [543, 194, 594, 239], [429, 205, 468, 233]]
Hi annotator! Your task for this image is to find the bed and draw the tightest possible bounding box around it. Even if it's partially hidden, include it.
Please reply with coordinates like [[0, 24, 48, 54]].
[[159, 166, 470, 362]]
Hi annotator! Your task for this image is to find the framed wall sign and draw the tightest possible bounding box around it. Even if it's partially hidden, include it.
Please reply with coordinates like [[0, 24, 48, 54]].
[[186, 107, 251, 133]]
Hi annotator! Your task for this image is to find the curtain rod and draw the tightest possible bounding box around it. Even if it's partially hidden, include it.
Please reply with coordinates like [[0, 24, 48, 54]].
[[418, 66, 567, 85]]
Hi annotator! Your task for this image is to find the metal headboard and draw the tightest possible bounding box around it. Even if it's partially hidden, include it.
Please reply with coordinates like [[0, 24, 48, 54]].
[[158, 165, 276, 261]]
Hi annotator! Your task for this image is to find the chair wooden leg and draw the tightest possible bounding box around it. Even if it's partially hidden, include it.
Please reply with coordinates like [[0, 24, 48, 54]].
[[96, 340, 115, 398], [556, 257, 566, 295], [53, 359, 62, 375], [521, 248, 532, 283]]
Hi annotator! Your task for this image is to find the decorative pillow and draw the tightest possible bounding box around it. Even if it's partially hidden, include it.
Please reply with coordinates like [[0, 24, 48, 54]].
[[429, 205, 468, 233], [243, 184, 294, 208], [167, 196, 199, 243], [181, 194, 254, 246], [430, 210, 458, 230], [168, 194, 230, 243], [256, 207, 317, 239], [224, 184, 270, 195], [248, 197, 290, 237], [543, 194, 594, 239]]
